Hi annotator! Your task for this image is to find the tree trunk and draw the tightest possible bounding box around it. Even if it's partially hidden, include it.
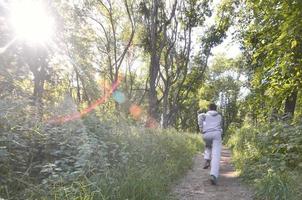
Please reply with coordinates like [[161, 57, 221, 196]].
[[148, 54, 160, 122], [25, 46, 48, 122], [284, 90, 298, 117], [162, 84, 169, 128], [32, 66, 46, 104], [148, 0, 160, 124], [32, 67, 46, 121]]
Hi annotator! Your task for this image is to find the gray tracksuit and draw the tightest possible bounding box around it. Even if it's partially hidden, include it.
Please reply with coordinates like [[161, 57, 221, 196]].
[[198, 110, 223, 178]]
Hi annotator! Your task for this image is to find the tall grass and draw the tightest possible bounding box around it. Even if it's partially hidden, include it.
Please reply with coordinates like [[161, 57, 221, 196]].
[[0, 113, 203, 200], [46, 128, 202, 200]]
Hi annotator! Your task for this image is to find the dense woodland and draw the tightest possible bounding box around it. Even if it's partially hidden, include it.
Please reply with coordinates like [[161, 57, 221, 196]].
[[0, 0, 301, 199]]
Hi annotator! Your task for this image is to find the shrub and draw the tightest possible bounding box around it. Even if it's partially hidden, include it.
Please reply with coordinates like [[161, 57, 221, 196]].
[[228, 122, 302, 199], [0, 106, 203, 200], [254, 170, 299, 200]]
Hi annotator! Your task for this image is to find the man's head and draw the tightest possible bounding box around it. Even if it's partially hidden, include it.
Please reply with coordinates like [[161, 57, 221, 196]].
[[208, 103, 217, 111]]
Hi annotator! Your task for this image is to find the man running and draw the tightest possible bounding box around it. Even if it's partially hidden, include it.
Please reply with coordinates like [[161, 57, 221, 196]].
[[198, 103, 223, 185]]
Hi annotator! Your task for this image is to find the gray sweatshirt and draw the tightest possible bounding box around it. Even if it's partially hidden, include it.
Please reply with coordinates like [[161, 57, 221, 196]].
[[198, 110, 222, 134]]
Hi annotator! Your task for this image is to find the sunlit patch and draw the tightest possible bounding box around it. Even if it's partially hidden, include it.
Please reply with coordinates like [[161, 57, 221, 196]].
[[221, 171, 238, 178], [113, 91, 126, 104], [10, 0, 54, 44], [129, 104, 142, 120], [48, 77, 122, 124]]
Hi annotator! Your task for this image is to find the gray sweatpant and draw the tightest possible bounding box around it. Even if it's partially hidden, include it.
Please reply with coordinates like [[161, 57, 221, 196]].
[[202, 131, 222, 178]]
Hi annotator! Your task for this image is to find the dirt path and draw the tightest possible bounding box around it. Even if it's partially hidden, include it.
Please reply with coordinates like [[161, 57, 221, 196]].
[[171, 147, 253, 200]]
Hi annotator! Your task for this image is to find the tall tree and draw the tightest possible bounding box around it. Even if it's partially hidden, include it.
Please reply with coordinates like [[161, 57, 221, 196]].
[[138, 0, 178, 125], [174, 0, 238, 130], [237, 0, 302, 119]]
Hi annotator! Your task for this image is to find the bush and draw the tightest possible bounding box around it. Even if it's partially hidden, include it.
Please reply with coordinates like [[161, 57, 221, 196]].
[[228, 122, 302, 199], [254, 170, 299, 200], [0, 107, 203, 200]]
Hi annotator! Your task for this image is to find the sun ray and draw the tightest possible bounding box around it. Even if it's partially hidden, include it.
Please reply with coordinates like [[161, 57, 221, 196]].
[[0, 37, 17, 54]]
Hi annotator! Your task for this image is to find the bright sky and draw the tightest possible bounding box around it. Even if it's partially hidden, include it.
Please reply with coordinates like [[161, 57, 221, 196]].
[[209, 30, 249, 100], [207, 0, 242, 62], [210, 29, 241, 59], [204, 0, 248, 100], [190, 0, 242, 65]]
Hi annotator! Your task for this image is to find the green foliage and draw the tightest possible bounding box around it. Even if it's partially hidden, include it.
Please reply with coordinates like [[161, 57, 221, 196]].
[[228, 122, 302, 199], [254, 171, 301, 200], [0, 108, 202, 200], [236, 0, 302, 118], [197, 54, 247, 131]]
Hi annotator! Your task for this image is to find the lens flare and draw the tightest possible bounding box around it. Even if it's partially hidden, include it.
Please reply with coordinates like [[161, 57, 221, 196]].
[[113, 91, 126, 104], [129, 104, 142, 120], [48, 77, 122, 124], [146, 116, 159, 128], [48, 75, 160, 129]]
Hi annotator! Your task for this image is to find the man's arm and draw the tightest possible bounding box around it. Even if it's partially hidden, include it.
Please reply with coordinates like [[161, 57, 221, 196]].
[[197, 113, 205, 133]]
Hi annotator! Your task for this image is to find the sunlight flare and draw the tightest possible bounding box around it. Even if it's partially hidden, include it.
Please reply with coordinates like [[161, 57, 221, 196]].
[[10, 0, 54, 44]]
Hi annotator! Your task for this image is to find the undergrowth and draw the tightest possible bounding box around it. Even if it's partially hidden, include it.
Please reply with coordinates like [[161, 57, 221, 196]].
[[0, 110, 203, 200], [227, 122, 302, 200]]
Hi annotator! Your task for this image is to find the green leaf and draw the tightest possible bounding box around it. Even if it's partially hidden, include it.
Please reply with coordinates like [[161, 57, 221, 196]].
[[291, 40, 298, 48]]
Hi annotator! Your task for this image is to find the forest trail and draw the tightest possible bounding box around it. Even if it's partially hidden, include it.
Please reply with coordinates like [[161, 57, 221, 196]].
[[171, 147, 253, 200]]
